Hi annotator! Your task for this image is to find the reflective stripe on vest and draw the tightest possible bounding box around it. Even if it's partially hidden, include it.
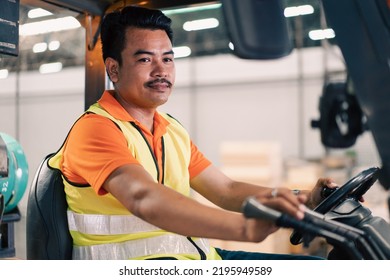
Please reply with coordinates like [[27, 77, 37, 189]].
[[67, 210, 160, 235], [72, 234, 210, 260], [68, 210, 210, 259]]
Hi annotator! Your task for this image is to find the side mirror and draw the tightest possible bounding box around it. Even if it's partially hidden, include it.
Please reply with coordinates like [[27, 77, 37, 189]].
[[221, 0, 293, 59]]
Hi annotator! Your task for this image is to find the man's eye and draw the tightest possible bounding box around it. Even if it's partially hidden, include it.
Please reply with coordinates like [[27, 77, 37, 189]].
[[164, 57, 173, 62], [139, 57, 150, 62]]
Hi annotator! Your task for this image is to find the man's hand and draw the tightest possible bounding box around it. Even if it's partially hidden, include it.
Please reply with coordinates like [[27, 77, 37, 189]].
[[253, 187, 307, 220], [306, 178, 339, 209]]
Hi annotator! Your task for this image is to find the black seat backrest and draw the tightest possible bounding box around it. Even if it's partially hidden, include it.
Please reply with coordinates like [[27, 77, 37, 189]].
[[26, 154, 72, 259]]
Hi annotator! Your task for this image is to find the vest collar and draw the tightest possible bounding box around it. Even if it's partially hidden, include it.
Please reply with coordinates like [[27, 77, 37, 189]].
[[98, 90, 170, 137]]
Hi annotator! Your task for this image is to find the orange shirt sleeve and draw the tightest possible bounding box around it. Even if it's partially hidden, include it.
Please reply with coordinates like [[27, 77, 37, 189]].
[[61, 113, 140, 195], [188, 141, 211, 179]]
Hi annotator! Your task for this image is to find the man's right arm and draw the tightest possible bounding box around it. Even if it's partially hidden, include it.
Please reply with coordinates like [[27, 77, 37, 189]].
[[102, 163, 279, 243]]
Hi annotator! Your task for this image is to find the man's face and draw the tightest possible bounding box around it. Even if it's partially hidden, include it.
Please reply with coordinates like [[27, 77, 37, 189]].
[[107, 27, 176, 110]]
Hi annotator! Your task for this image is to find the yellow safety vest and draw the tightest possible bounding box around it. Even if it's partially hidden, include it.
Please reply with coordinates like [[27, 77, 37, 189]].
[[49, 103, 221, 260]]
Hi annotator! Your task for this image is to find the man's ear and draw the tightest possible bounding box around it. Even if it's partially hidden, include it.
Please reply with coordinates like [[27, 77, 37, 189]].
[[105, 57, 119, 83]]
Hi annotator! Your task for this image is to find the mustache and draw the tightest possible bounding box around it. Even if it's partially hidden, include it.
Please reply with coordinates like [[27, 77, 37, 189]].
[[146, 78, 172, 88]]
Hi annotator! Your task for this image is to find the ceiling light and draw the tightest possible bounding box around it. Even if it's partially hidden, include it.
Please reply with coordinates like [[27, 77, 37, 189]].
[[308, 28, 335, 40], [284, 5, 314, 17], [32, 42, 47, 53], [48, 40, 60, 51], [173, 46, 191, 58], [39, 62, 63, 74], [183, 18, 219, 31], [28, 8, 53, 19], [19, 16, 81, 36], [0, 69, 9, 79], [163, 3, 221, 15]]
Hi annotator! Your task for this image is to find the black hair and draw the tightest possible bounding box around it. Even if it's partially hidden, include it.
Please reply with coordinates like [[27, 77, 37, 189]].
[[100, 5, 173, 65]]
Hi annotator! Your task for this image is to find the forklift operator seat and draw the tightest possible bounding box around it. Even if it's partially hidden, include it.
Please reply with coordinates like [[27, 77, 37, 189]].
[[26, 154, 73, 259]]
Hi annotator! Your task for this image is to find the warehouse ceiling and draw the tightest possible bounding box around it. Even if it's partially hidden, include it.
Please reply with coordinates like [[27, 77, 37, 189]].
[[0, 0, 332, 74]]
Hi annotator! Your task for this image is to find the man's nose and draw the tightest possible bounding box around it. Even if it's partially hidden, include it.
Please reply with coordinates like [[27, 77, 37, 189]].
[[152, 61, 168, 77]]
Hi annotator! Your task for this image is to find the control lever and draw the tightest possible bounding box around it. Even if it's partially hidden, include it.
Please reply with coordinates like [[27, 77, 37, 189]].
[[321, 186, 338, 198], [242, 197, 365, 259], [302, 207, 385, 259]]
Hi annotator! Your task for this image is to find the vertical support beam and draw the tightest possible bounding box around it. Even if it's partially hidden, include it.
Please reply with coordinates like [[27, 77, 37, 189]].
[[85, 14, 105, 110], [294, 15, 304, 159], [322, 0, 390, 191]]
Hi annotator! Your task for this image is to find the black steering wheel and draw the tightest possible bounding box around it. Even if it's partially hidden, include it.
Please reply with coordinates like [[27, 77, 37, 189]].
[[290, 166, 380, 245]]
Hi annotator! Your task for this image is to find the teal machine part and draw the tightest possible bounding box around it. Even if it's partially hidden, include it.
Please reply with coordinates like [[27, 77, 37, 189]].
[[0, 132, 28, 213]]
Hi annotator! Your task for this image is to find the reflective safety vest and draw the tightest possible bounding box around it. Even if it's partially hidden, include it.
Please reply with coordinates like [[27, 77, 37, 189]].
[[49, 103, 221, 260]]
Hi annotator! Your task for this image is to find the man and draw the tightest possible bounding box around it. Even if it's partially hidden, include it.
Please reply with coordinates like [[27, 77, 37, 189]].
[[49, 5, 336, 260]]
